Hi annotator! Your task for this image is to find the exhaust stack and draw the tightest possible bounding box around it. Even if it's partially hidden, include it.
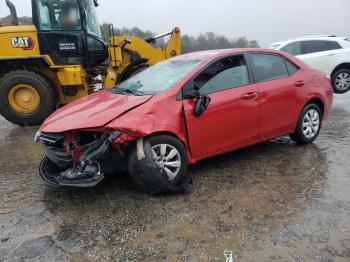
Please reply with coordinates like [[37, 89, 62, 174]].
[[5, 0, 18, 26]]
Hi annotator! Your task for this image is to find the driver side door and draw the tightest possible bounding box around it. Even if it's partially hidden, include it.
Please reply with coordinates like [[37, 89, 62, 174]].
[[182, 54, 260, 159]]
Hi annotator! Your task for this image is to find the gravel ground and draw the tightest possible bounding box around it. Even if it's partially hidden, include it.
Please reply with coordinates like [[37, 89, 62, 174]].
[[0, 93, 349, 261]]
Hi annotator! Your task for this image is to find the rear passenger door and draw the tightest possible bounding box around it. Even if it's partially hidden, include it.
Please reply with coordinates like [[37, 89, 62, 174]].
[[301, 40, 338, 75], [248, 53, 305, 139]]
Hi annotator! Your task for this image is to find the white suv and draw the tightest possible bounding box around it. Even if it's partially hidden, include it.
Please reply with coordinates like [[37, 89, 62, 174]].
[[270, 35, 350, 93]]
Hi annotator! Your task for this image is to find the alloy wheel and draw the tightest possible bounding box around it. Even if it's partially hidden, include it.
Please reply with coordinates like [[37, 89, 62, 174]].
[[335, 72, 350, 91], [151, 143, 181, 181], [302, 109, 320, 139]]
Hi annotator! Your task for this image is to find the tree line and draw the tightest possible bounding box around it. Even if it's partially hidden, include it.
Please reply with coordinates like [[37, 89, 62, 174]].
[[101, 23, 259, 53], [0, 16, 260, 51]]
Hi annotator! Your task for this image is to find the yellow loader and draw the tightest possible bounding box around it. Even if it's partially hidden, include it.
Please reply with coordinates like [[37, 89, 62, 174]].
[[0, 0, 181, 125]]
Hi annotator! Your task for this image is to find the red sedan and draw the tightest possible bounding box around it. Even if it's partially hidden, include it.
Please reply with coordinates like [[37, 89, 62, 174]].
[[36, 48, 333, 193]]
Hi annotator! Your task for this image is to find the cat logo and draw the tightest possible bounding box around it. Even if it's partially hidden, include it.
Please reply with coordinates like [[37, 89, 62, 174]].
[[11, 37, 35, 50]]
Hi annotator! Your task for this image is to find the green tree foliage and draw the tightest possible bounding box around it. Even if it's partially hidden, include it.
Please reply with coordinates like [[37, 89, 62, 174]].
[[183, 32, 259, 53]]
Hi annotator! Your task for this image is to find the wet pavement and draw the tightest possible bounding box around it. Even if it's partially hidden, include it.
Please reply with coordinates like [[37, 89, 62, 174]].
[[0, 93, 350, 262]]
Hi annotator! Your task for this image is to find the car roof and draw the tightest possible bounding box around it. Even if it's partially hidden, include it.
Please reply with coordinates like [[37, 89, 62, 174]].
[[174, 48, 285, 61], [270, 35, 347, 46], [172, 48, 310, 72]]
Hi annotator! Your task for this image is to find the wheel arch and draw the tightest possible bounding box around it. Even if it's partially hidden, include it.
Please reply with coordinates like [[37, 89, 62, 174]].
[[144, 130, 195, 163], [0, 57, 50, 72], [145, 131, 187, 147], [0, 58, 59, 98], [304, 97, 325, 116], [331, 63, 350, 77]]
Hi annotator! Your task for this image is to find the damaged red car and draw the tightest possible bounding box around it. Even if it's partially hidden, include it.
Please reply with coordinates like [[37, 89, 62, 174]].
[[36, 49, 333, 194]]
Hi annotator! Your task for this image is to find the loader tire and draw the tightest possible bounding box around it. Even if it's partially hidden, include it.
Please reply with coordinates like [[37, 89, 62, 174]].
[[0, 70, 57, 126]]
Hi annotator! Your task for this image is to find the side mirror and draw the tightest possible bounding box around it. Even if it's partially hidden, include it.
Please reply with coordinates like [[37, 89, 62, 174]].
[[182, 81, 211, 116], [194, 94, 211, 117], [183, 81, 200, 99]]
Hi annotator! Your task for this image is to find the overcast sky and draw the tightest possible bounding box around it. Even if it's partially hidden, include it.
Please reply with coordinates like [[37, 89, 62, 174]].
[[1, 0, 349, 46]]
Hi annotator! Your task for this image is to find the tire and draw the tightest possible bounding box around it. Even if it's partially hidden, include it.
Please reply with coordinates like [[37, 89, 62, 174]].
[[128, 135, 188, 194], [290, 103, 323, 144], [0, 70, 57, 126], [332, 68, 350, 94]]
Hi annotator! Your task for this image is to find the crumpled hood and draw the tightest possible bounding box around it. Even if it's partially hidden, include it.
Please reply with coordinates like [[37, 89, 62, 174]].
[[40, 90, 152, 133]]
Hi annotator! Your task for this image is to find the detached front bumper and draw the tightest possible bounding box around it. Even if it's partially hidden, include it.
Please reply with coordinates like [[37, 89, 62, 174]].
[[38, 131, 122, 187], [39, 157, 105, 187]]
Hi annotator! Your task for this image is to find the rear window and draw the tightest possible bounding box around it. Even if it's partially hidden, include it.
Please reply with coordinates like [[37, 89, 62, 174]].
[[250, 53, 289, 82], [285, 60, 299, 75], [326, 41, 342, 50], [302, 40, 329, 54]]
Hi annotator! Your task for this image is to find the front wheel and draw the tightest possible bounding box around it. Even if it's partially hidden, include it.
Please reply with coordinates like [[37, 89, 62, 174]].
[[332, 69, 350, 94], [128, 135, 188, 194], [290, 104, 323, 144], [0, 70, 57, 126]]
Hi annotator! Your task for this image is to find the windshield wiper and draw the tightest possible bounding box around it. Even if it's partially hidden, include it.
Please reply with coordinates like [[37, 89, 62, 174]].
[[113, 89, 145, 96]]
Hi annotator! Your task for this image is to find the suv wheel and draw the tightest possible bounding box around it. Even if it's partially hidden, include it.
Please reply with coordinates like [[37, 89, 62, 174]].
[[332, 69, 350, 94]]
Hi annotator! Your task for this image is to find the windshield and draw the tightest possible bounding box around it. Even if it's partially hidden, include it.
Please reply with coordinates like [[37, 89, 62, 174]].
[[110, 59, 203, 95], [83, 0, 102, 38]]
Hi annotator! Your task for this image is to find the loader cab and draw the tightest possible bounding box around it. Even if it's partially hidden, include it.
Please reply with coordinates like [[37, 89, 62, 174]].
[[32, 0, 108, 66]]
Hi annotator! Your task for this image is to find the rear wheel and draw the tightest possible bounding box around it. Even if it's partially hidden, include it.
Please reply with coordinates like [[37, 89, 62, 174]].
[[128, 135, 188, 194], [0, 70, 57, 126], [290, 104, 322, 144], [332, 69, 350, 94]]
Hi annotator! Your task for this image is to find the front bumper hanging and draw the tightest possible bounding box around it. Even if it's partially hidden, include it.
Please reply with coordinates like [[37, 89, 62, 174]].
[[39, 131, 121, 187]]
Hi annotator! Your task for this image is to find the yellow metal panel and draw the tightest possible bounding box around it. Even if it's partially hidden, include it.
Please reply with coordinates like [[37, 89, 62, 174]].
[[0, 26, 40, 57], [55, 67, 88, 105], [57, 67, 83, 86], [0, 25, 37, 33], [57, 85, 88, 105], [105, 27, 182, 88]]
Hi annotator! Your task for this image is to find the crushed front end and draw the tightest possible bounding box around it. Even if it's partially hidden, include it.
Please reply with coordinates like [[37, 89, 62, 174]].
[[36, 130, 124, 187]]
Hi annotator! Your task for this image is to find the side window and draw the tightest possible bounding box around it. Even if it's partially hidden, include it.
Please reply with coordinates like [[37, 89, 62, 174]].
[[250, 53, 289, 82], [302, 40, 329, 54], [36, 0, 82, 31], [285, 59, 299, 75], [326, 41, 342, 50], [87, 36, 105, 51], [37, 3, 52, 30], [281, 42, 302, 56], [194, 55, 250, 94]]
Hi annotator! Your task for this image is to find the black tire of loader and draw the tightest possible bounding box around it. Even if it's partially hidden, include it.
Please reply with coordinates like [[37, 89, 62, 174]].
[[127, 135, 188, 194], [0, 70, 57, 126]]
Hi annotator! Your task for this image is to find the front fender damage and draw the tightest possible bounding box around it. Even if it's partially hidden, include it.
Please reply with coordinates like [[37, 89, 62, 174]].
[[39, 131, 192, 194], [129, 138, 193, 194]]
